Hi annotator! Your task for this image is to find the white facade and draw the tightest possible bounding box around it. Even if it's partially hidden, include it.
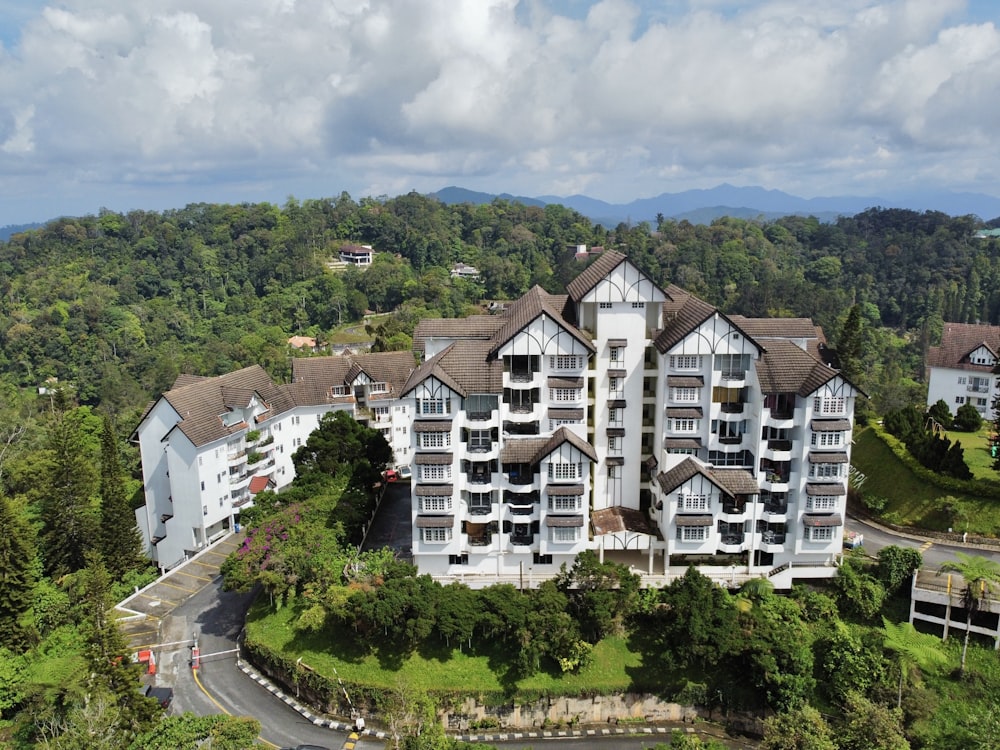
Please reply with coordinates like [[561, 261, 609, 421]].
[[926, 323, 1000, 418]]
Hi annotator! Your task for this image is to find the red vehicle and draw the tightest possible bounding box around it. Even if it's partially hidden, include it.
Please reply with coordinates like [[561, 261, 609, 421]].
[[383, 469, 399, 482]]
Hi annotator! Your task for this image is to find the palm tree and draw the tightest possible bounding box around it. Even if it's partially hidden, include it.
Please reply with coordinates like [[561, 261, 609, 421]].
[[938, 552, 1000, 676], [882, 617, 947, 708]]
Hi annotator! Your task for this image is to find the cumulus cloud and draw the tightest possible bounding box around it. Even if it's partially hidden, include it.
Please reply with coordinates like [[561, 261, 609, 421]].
[[0, 0, 998, 223]]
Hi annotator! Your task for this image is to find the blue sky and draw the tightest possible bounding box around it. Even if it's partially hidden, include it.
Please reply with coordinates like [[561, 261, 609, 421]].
[[0, 0, 999, 225]]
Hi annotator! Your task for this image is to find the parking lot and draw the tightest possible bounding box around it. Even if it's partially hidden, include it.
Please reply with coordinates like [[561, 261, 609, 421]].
[[361, 481, 412, 559]]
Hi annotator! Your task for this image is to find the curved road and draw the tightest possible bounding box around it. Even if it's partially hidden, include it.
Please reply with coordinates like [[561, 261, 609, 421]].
[[151, 513, 999, 749]]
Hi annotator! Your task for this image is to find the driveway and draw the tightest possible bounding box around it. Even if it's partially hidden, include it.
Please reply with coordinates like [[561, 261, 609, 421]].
[[361, 481, 412, 558]]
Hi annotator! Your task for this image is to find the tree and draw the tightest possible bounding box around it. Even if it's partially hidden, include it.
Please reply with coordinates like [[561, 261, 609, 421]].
[[882, 617, 948, 708], [38, 405, 99, 578], [953, 402, 983, 432], [937, 552, 1000, 676], [926, 399, 953, 430], [836, 691, 909, 750], [0, 494, 38, 651], [557, 550, 640, 641], [834, 559, 886, 621], [759, 704, 836, 750], [98, 415, 145, 579], [129, 713, 261, 749], [876, 546, 923, 594]]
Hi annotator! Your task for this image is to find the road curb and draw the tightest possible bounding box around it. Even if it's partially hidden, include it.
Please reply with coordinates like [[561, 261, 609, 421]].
[[236, 659, 388, 741], [457, 725, 686, 742]]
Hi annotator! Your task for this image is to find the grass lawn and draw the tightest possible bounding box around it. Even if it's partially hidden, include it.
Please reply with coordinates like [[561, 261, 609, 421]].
[[245, 599, 659, 699], [851, 427, 1000, 535], [943, 425, 996, 480]]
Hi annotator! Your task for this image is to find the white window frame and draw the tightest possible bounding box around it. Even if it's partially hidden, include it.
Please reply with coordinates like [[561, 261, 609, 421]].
[[806, 496, 839, 512], [599, 302, 613, 310], [421, 527, 452, 543], [808, 526, 834, 542], [672, 387, 699, 402], [548, 462, 581, 481], [813, 396, 845, 415], [420, 465, 451, 481], [416, 398, 450, 415], [676, 526, 708, 542], [549, 495, 582, 511], [420, 496, 452, 512], [678, 494, 709, 512], [551, 526, 581, 543], [670, 355, 701, 370], [419, 432, 450, 449], [808, 463, 843, 479], [609, 346, 622, 362], [671, 418, 697, 432], [549, 355, 581, 370], [811, 431, 843, 447], [551, 388, 580, 402]]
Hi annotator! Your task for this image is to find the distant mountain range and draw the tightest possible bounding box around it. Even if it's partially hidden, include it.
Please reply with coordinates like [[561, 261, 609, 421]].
[[431, 184, 1000, 226], [0, 222, 43, 241]]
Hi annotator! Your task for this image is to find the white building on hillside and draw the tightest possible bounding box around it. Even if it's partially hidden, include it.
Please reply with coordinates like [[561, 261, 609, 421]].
[[926, 322, 1000, 419]]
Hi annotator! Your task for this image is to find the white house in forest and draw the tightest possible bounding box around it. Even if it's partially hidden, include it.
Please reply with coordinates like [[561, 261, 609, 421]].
[[926, 322, 1000, 419]]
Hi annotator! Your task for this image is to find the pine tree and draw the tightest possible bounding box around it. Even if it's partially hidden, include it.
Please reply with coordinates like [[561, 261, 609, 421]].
[[0, 495, 38, 651], [98, 415, 144, 579], [38, 403, 99, 578], [991, 392, 1000, 473]]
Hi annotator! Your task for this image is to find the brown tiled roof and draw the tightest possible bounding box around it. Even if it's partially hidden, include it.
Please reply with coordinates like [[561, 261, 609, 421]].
[[415, 515, 454, 528], [666, 407, 703, 418], [707, 468, 759, 495], [401, 340, 503, 398], [667, 375, 704, 387], [754, 339, 840, 396], [413, 420, 453, 432], [160, 365, 296, 448], [249, 475, 273, 494], [547, 377, 584, 388], [803, 513, 843, 527], [172, 374, 209, 388], [290, 352, 415, 406], [546, 515, 584, 527], [591, 506, 658, 536], [548, 408, 584, 420], [414, 453, 453, 465], [811, 419, 851, 431], [414, 484, 454, 496], [413, 316, 503, 353], [566, 250, 628, 300], [728, 316, 821, 340], [656, 458, 755, 498], [665, 438, 702, 449], [606, 456, 625, 466], [675, 515, 713, 526], [534, 426, 599, 463], [606, 428, 625, 437], [808, 451, 849, 463], [546, 484, 585, 496], [654, 286, 718, 353], [927, 322, 1000, 372], [490, 286, 594, 355], [805, 483, 846, 496], [500, 437, 549, 463]]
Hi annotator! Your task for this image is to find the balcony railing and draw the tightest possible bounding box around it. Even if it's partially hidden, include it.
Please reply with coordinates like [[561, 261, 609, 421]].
[[719, 371, 747, 381], [763, 503, 788, 515], [509, 504, 535, 516], [510, 403, 535, 414], [467, 412, 492, 421], [719, 403, 745, 414], [767, 439, 793, 451], [468, 535, 492, 546], [720, 534, 744, 545], [718, 435, 743, 444], [761, 531, 786, 544], [468, 506, 492, 516], [510, 535, 535, 546], [510, 371, 536, 383], [507, 474, 534, 486], [967, 385, 990, 393], [769, 409, 794, 420]]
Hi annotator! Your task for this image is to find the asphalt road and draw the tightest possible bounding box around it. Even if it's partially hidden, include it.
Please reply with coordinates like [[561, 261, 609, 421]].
[[161, 578, 382, 750], [845, 515, 1000, 569]]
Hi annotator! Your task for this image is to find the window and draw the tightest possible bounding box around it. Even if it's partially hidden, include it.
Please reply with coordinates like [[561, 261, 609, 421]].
[[978, 398, 989, 407], [676, 526, 708, 542], [416, 398, 450, 415], [420, 465, 451, 481], [533, 553, 553, 564], [955, 396, 966, 404], [808, 526, 834, 542], [714, 353, 751, 378], [374, 405, 390, 419], [421, 527, 452, 543], [678, 494, 709, 511], [548, 463, 581, 481], [552, 526, 581, 542], [200, 481, 205, 491], [331, 385, 349, 396], [468, 430, 492, 451], [198, 456, 203, 466], [608, 465, 619, 479], [448, 553, 469, 565], [813, 397, 845, 414], [632, 302, 644, 309], [292, 415, 300, 425], [549, 419, 579, 430], [610, 346, 622, 362], [672, 387, 699, 402], [549, 495, 581, 511], [219, 497, 224, 507], [550, 355, 581, 370], [203, 505, 208, 516], [370, 382, 388, 393], [958, 376, 967, 384], [609, 407, 622, 423], [807, 496, 839, 512], [421, 496, 452, 512], [379, 427, 391, 439], [420, 432, 450, 449], [670, 355, 701, 370], [811, 431, 843, 447], [599, 302, 613, 310], [808, 463, 843, 479], [293, 437, 302, 447], [609, 376, 620, 391], [671, 418, 698, 432], [608, 436, 621, 452], [467, 492, 492, 514], [551, 388, 580, 401]]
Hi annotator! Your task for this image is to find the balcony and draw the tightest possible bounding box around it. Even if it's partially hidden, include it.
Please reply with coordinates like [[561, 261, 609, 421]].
[[468, 505, 492, 517], [718, 402, 745, 414], [160, 513, 173, 523], [466, 472, 493, 485], [720, 533, 745, 546], [718, 435, 744, 445], [468, 534, 492, 546], [510, 370, 536, 383], [467, 411, 493, 422], [767, 439, 793, 451], [718, 370, 748, 382], [509, 504, 535, 516], [763, 502, 788, 515], [761, 530, 786, 545], [510, 534, 535, 546]]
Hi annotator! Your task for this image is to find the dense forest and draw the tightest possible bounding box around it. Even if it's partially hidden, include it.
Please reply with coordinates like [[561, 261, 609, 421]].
[[2, 193, 1000, 747]]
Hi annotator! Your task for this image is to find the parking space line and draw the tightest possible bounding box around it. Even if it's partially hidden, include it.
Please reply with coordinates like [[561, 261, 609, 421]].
[[133, 593, 179, 607], [174, 569, 213, 582], [156, 580, 200, 594], [920, 540, 934, 553]]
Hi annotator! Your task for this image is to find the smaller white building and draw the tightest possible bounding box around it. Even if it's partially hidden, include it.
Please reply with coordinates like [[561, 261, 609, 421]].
[[450, 262, 480, 281], [339, 245, 374, 267], [926, 323, 1000, 418]]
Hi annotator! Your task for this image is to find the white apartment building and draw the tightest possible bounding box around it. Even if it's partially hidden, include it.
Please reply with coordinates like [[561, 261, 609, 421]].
[[134, 250, 860, 586], [132, 353, 413, 570], [926, 322, 1000, 418], [406, 251, 860, 588]]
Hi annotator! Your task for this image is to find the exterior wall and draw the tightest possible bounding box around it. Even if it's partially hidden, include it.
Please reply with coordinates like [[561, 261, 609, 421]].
[[927, 365, 996, 418], [135, 398, 182, 562]]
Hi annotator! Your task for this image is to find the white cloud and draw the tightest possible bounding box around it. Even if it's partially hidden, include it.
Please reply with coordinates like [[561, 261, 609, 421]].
[[0, 0, 998, 223]]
